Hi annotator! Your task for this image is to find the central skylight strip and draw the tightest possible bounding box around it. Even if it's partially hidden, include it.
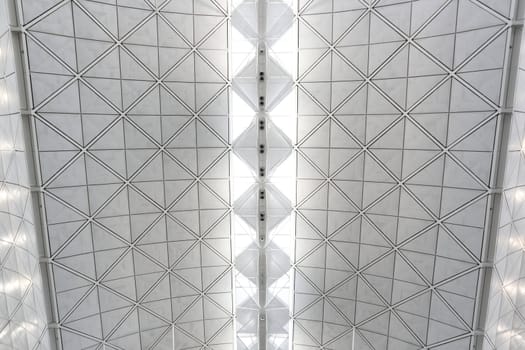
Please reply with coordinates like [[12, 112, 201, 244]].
[[231, 1, 263, 349], [230, 1, 295, 349]]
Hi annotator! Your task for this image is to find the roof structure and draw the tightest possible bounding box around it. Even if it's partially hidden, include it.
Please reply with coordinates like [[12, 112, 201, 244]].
[[0, 0, 519, 349]]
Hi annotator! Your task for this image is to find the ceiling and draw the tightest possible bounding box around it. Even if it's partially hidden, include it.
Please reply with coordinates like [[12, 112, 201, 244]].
[[15, 0, 514, 349], [291, 0, 510, 348], [23, 0, 233, 348]]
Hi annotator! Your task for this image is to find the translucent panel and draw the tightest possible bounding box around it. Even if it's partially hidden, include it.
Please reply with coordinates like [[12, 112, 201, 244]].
[[483, 6, 525, 350], [0, 1, 52, 348], [232, 1, 261, 348]]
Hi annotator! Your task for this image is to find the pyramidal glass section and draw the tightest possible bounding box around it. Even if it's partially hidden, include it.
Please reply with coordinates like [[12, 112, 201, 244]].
[[232, 0, 295, 349], [231, 1, 261, 349]]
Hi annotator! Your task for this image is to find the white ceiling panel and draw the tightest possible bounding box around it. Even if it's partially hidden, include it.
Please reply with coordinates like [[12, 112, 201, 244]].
[[293, 0, 511, 349], [20, 0, 233, 348]]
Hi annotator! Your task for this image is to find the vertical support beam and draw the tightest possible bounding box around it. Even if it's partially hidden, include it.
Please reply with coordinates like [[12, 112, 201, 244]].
[[257, 1, 267, 349]]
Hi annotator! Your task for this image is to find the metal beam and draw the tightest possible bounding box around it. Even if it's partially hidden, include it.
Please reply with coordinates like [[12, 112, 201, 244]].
[[257, 1, 268, 349]]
